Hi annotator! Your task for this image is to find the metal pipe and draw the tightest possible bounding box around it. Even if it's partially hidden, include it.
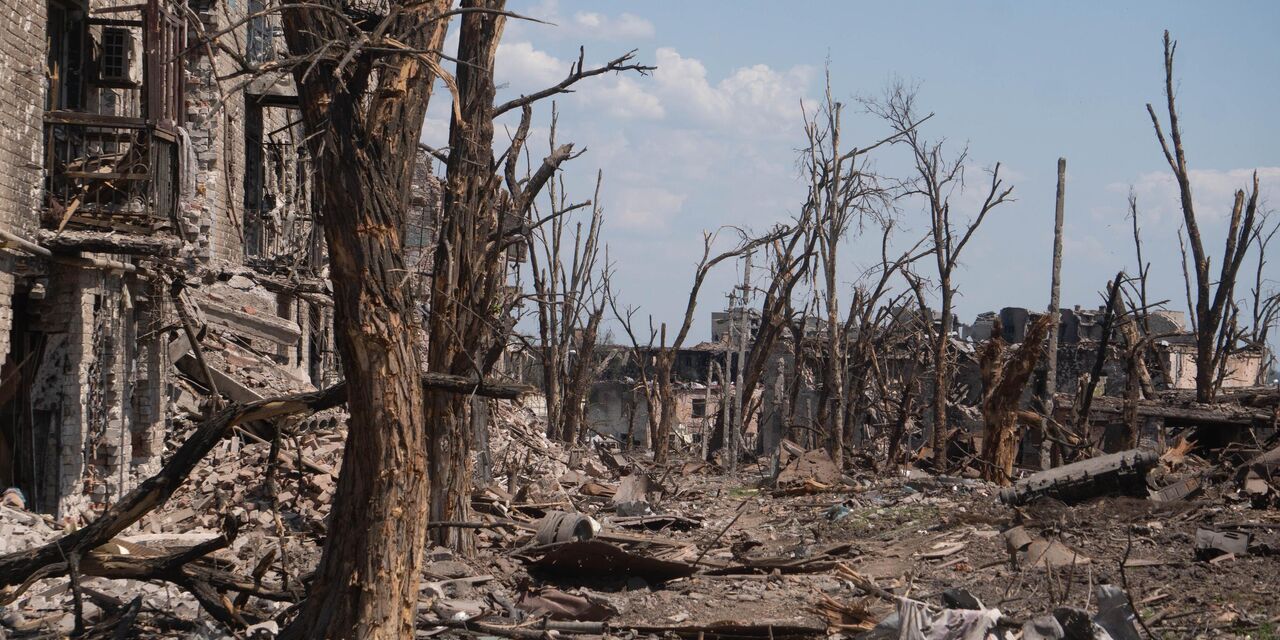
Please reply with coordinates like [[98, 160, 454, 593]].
[[0, 227, 138, 273]]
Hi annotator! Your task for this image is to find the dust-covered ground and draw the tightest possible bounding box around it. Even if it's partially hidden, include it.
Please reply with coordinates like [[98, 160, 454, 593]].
[[2, 402, 1278, 639]]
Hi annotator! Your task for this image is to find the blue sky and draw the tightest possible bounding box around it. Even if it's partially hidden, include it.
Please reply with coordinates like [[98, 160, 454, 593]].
[[421, 1, 1280, 344]]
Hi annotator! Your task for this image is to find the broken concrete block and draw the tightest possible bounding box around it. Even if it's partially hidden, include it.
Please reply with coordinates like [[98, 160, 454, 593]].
[[1194, 528, 1250, 560], [1025, 539, 1090, 569], [776, 447, 840, 488], [1148, 477, 1201, 502], [613, 473, 657, 516]]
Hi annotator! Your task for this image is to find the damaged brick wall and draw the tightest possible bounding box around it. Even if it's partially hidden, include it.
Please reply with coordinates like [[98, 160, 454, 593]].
[[0, 0, 46, 364], [183, 0, 248, 265], [0, 0, 338, 521], [23, 265, 166, 518]]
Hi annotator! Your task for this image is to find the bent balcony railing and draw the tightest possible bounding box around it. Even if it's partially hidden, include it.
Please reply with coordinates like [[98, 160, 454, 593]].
[[245, 141, 322, 271], [41, 0, 183, 235], [43, 113, 178, 233]]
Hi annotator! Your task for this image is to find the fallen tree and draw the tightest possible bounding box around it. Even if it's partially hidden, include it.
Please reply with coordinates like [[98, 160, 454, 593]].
[[0, 384, 346, 590]]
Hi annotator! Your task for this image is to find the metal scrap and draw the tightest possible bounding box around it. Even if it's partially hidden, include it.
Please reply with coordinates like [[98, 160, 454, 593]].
[[998, 449, 1158, 506]]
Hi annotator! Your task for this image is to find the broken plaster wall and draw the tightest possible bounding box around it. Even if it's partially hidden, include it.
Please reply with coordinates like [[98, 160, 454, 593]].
[[585, 382, 651, 447], [1161, 344, 1265, 390]]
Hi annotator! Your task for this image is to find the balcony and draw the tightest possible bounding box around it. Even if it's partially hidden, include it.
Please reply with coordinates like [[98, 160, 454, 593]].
[[42, 0, 183, 236], [244, 137, 323, 273], [43, 113, 177, 234]]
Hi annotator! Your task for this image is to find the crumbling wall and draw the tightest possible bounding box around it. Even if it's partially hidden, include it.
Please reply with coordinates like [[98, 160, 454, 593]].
[[0, 0, 47, 364], [1161, 343, 1264, 390], [25, 266, 154, 519], [183, 0, 248, 265], [586, 382, 649, 446]]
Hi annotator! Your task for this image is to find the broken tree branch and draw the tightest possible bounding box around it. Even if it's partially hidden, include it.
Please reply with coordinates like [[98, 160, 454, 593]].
[[0, 384, 347, 590]]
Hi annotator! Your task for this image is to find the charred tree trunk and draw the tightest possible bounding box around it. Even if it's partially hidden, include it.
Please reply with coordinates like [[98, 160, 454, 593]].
[[1147, 31, 1259, 403], [653, 349, 677, 463], [1042, 157, 1066, 469], [887, 368, 918, 465], [979, 315, 1052, 484], [562, 306, 605, 443], [279, 2, 451, 636], [426, 1, 510, 552], [543, 362, 564, 439], [931, 290, 952, 472]]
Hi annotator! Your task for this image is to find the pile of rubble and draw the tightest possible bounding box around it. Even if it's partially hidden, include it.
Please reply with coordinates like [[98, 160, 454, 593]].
[[2, 387, 1280, 639]]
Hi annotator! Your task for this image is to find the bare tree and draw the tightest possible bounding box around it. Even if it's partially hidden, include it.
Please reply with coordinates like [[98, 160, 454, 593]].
[[614, 228, 784, 463], [278, 3, 452, 635], [521, 113, 611, 443], [1248, 213, 1280, 381], [609, 296, 661, 450], [799, 76, 906, 472], [839, 224, 931, 453], [736, 211, 818, 454], [276, 0, 649, 633], [869, 82, 1013, 472], [1147, 30, 1261, 401]]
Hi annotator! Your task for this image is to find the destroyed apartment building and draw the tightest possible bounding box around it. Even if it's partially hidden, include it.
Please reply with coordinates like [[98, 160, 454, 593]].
[[0, 0, 337, 520], [501, 336, 762, 451]]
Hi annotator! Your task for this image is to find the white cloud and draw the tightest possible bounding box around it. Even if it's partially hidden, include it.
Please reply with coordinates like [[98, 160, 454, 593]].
[[613, 186, 686, 232], [578, 76, 664, 120], [572, 11, 655, 39], [651, 48, 813, 135], [1063, 233, 1109, 262], [1113, 166, 1280, 226], [496, 41, 565, 92]]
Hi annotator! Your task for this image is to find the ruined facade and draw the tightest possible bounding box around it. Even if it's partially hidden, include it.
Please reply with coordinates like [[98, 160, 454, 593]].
[[0, 0, 336, 520]]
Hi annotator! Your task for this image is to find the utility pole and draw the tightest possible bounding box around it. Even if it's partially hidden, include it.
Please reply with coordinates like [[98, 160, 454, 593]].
[[1042, 157, 1066, 470], [731, 251, 753, 472]]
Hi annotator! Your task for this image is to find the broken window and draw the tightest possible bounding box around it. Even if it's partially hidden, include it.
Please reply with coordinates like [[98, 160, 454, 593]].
[[45, 0, 87, 111], [244, 105, 319, 271], [97, 27, 134, 86]]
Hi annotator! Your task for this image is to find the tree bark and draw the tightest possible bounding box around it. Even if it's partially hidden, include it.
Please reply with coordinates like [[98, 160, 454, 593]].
[[980, 314, 1052, 484], [279, 1, 452, 636], [1042, 157, 1066, 469], [425, 0, 509, 552], [887, 367, 917, 465], [653, 350, 676, 463], [931, 289, 952, 472], [561, 306, 605, 443]]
